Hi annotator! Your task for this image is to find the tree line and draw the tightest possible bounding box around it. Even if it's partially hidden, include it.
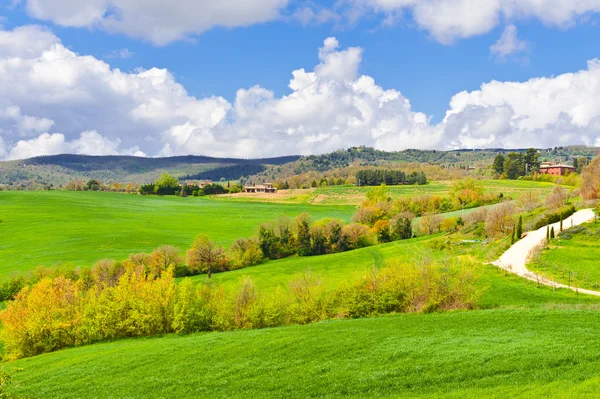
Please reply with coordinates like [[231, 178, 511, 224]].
[[0, 259, 479, 360], [355, 170, 427, 186]]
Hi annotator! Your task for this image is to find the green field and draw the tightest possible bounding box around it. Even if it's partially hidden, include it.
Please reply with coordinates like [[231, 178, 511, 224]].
[[0, 191, 355, 275], [222, 180, 561, 206], [529, 220, 600, 290], [7, 307, 600, 398]]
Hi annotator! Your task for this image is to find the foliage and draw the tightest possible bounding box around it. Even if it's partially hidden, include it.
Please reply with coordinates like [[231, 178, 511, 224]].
[[0, 260, 479, 360], [186, 236, 226, 278], [581, 155, 600, 200], [533, 205, 577, 230], [356, 169, 427, 186]]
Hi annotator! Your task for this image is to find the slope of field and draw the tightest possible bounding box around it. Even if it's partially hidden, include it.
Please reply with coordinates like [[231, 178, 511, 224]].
[[0, 191, 355, 275], [529, 220, 600, 290], [190, 232, 598, 309], [223, 180, 561, 206], [8, 308, 600, 398]]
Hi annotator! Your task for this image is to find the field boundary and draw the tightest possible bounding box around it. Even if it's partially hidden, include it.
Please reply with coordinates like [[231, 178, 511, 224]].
[[492, 209, 600, 296]]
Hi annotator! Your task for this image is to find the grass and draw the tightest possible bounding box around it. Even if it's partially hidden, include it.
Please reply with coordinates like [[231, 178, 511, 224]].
[[221, 180, 561, 206], [7, 308, 600, 398], [529, 220, 600, 290], [0, 191, 355, 275], [188, 232, 599, 309]]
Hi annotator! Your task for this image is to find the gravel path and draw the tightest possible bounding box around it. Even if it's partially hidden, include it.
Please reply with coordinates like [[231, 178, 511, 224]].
[[492, 209, 600, 296]]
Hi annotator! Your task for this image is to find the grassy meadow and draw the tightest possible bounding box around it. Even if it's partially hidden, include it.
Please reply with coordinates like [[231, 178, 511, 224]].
[[2, 179, 599, 398], [0, 190, 355, 275], [7, 308, 600, 398], [529, 220, 600, 290], [222, 179, 561, 206]]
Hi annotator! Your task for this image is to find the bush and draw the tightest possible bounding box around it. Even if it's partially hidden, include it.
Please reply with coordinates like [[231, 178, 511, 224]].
[[533, 205, 577, 230]]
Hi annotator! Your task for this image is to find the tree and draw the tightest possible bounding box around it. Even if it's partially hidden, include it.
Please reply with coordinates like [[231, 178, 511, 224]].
[[391, 212, 414, 240], [186, 236, 225, 278], [86, 179, 101, 191], [524, 148, 540, 174], [516, 216, 523, 241], [550, 226, 555, 239], [419, 214, 444, 235], [493, 154, 505, 175], [154, 173, 180, 195], [504, 153, 525, 179], [545, 186, 568, 212], [149, 246, 182, 276], [518, 191, 540, 212], [372, 220, 391, 243], [485, 202, 517, 236], [581, 155, 600, 200], [296, 213, 312, 256]]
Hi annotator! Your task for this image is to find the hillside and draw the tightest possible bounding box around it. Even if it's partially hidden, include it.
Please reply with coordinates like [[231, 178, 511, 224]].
[[242, 145, 599, 184], [0, 154, 300, 187], [1, 145, 597, 188], [8, 308, 600, 398]]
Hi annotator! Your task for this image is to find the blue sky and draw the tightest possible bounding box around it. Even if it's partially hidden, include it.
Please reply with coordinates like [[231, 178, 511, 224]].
[[1, 1, 600, 159]]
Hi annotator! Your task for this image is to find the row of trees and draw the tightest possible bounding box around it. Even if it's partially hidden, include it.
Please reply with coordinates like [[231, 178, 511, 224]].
[[355, 170, 427, 186], [492, 149, 541, 179], [0, 260, 479, 360], [138, 173, 238, 196]]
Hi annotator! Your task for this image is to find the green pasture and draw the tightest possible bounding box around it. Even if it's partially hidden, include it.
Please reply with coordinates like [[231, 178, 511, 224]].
[[189, 231, 598, 309], [8, 308, 600, 398], [0, 191, 355, 275], [222, 179, 562, 206], [529, 220, 600, 290]]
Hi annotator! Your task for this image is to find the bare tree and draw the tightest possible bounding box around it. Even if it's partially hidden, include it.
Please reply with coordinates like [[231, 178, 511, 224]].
[[545, 186, 569, 212], [518, 191, 540, 212], [485, 202, 517, 237], [186, 235, 226, 278], [419, 214, 444, 235]]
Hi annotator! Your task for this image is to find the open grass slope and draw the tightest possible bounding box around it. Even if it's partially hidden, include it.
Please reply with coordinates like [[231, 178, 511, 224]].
[[529, 220, 600, 290], [222, 180, 562, 206], [189, 232, 599, 309], [8, 307, 600, 398], [0, 191, 355, 275]]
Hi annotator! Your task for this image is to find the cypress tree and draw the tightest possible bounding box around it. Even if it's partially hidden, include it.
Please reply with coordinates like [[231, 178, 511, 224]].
[[550, 227, 555, 239], [516, 216, 523, 241], [511, 226, 515, 245]]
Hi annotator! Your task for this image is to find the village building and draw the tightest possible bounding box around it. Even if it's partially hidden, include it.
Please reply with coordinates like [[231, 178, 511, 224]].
[[185, 180, 213, 188], [539, 164, 576, 176], [245, 183, 277, 193]]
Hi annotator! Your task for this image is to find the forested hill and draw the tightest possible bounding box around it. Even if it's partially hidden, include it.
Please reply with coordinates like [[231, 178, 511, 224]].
[[1, 145, 597, 188], [242, 145, 599, 184], [0, 154, 300, 187]]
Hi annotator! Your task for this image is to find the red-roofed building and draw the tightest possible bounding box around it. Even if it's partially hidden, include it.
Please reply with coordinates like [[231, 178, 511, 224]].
[[539, 164, 576, 176]]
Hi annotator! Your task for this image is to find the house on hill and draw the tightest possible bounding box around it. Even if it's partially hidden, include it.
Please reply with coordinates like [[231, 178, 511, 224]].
[[539, 164, 576, 176], [245, 183, 277, 193]]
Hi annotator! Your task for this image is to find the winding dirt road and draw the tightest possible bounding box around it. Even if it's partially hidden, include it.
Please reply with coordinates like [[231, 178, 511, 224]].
[[492, 209, 600, 296]]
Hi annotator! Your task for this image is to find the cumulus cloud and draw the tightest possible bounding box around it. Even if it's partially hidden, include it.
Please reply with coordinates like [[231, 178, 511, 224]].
[[348, 0, 600, 43], [490, 25, 529, 60], [443, 59, 600, 148], [23, 0, 289, 45], [1, 24, 600, 161]]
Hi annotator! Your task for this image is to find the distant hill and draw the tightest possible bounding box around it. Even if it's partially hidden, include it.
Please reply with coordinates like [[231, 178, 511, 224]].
[[0, 154, 300, 187], [242, 145, 600, 184], [1, 145, 597, 188]]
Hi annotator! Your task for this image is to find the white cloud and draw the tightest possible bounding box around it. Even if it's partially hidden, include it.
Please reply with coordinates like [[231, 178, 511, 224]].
[[24, 0, 289, 45], [292, 6, 340, 25], [349, 0, 600, 43], [443, 59, 600, 148], [490, 25, 529, 60], [1, 24, 600, 161], [104, 48, 134, 59]]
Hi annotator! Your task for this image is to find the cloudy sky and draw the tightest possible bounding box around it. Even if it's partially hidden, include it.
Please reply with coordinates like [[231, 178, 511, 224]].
[[1, 1, 600, 160]]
